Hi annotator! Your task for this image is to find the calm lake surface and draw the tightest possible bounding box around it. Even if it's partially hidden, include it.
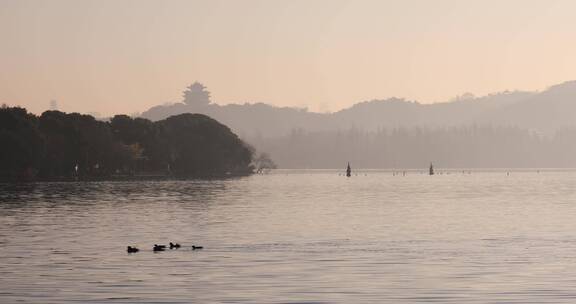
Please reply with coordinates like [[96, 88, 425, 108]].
[[2, 170, 576, 303]]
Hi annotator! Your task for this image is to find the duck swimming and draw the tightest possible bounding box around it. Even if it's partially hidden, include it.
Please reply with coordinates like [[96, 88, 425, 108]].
[[127, 246, 139, 253], [153, 244, 166, 251], [169, 242, 181, 249]]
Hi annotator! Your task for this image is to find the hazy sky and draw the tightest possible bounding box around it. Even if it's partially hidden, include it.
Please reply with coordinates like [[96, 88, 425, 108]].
[[1, 0, 575, 116]]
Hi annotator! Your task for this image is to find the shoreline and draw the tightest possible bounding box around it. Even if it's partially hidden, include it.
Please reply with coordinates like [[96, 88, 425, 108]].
[[0, 172, 254, 183]]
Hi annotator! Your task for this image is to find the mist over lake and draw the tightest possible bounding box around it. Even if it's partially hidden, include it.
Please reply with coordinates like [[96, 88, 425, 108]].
[[3, 170, 576, 303]]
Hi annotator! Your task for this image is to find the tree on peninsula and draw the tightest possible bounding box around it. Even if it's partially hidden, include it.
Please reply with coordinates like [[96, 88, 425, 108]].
[[0, 106, 259, 180]]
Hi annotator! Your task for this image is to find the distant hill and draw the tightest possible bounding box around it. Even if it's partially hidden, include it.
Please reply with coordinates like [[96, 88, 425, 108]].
[[140, 81, 576, 168], [483, 81, 576, 133], [142, 81, 576, 137]]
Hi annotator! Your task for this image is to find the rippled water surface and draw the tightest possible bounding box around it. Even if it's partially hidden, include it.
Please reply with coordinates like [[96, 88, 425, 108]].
[[2, 170, 576, 303]]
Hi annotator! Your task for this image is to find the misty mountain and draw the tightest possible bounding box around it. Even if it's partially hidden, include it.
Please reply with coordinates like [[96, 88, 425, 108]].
[[329, 91, 535, 131], [142, 81, 576, 137], [140, 81, 576, 168], [485, 81, 576, 133]]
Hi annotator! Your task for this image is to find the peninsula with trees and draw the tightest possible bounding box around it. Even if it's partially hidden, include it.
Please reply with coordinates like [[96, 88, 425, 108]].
[[0, 105, 273, 181]]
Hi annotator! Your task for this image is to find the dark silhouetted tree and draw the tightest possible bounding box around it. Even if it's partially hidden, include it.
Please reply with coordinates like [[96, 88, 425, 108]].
[[0, 106, 44, 179], [156, 113, 253, 176], [0, 106, 260, 180]]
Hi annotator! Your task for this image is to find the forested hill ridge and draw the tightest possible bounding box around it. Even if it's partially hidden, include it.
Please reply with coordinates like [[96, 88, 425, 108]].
[[0, 106, 264, 181], [140, 81, 576, 169], [142, 81, 576, 137]]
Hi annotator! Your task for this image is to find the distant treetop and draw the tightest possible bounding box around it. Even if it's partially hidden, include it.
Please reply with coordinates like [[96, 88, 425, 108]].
[[183, 82, 211, 106]]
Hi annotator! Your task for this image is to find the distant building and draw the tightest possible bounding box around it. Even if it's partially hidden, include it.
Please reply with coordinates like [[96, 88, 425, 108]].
[[50, 100, 59, 111]]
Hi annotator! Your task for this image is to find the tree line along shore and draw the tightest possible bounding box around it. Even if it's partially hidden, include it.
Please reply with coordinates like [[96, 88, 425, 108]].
[[0, 105, 274, 181]]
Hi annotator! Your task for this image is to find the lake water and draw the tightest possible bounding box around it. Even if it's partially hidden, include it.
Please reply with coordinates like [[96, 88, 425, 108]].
[[2, 170, 576, 303]]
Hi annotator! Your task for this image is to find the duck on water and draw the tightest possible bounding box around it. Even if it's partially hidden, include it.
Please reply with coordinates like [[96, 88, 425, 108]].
[[153, 244, 167, 252]]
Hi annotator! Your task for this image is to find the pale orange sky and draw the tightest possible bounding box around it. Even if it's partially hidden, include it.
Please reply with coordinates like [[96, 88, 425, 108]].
[[1, 0, 575, 116]]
